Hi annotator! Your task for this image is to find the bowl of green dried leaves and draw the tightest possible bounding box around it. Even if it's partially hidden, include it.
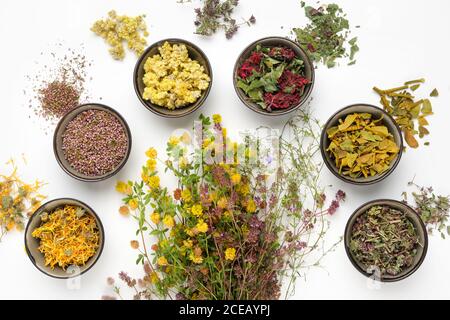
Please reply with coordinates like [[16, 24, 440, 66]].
[[344, 199, 428, 282], [320, 104, 403, 185], [233, 36, 315, 116]]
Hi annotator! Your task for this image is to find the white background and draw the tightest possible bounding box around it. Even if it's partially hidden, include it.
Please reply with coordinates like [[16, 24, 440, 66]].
[[0, 0, 449, 300]]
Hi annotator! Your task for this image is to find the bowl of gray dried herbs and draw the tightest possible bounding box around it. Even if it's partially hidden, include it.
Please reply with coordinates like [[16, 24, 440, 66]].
[[344, 199, 428, 282]]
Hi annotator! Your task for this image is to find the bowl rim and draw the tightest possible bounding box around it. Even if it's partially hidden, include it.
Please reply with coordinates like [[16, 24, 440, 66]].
[[24, 198, 105, 279], [133, 38, 213, 118], [232, 36, 315, 116], [320, 103, 404, 185], [53, 103, 132, 182], [344, 199, 428, 282]]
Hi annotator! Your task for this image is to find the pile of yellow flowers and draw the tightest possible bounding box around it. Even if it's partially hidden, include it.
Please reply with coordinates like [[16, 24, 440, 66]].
[[91, 10, 149, 60], [32, 205, 100, 270], [0, 160, 46, 241], [142, 42, 211, 109]]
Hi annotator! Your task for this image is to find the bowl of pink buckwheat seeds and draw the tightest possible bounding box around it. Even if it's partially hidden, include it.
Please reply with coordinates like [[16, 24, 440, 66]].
[[53, 103, 132, 182]]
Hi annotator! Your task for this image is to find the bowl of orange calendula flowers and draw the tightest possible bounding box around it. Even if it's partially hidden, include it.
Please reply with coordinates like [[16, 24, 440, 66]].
[[25, 198, 104, 279], [134, 39, 213, 118]]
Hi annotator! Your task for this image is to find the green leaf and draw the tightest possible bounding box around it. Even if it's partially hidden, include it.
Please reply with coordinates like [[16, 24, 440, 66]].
[[430, 88, 439, 97], [236, 80, 249, 93], [1, 196, 13, 209], [248, 89, 263, 101], [421, 99, 433, 115], [263, 57, 282, 68]]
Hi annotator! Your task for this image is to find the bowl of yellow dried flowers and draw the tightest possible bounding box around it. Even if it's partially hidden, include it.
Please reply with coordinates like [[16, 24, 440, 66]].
[[320, 104, 403, 185], [25, 198, 104, 279], [134, 39, 212, 118]]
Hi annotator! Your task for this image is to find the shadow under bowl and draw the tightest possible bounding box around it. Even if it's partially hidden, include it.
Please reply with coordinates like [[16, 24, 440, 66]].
[[24, 198, 105, 279], [320, 103, 403, 185], [344, 199, 428, 282], [53, 103, 132, 182], [233, 36, 315, 116], [133, 38, 213, 118]]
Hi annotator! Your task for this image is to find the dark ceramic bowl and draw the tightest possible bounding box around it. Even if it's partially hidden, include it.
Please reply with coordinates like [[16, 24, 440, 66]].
[[25, 198, 105, 279], [53, 103, 132, 182], [133, 38, 213, 118], [233, 36, 315, 116], [344, 199, 428, 282], [320, 104, 403, 185]]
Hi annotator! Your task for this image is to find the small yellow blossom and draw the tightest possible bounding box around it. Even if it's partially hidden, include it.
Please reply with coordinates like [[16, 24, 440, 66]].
[[196, 219, 208, 233], [239, 183, 250, 196], [231, 173, 241, 185], [150, 212, 160, 224], [157, 256, 168, 266], [218, 197, 228, 209], [191, 204, 203, 217], [146, 159, 157, 171], [179, 157, 189, 169], [181, 189, 192, 202], [186, 228, 195, 237], [246, 199, 257, 213], [148, 176, 160, 189], [168, 135, 180, 146], [225, 248, 236, 261], [116, 181, 132, 195], [141, 172, 149, 183], [223, 210, 232, 218], [203, 138, 212, 148], [183, 240, 193, 248], [222, 127, 227, 138], [128, 199, 138, 210], [145, 147, 158, 159], [213, 114, 222, 124], [150, 272, 159, 284], [163, 215, 175, 228], [189, 252, 203, 264]]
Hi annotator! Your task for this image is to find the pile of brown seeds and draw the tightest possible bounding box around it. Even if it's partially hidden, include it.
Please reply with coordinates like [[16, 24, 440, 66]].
[[62, 110, 128, 177], [27, 45, 91, 126]]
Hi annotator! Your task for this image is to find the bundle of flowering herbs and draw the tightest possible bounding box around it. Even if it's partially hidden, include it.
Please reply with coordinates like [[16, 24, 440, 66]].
[[109, 110, 344, 300]]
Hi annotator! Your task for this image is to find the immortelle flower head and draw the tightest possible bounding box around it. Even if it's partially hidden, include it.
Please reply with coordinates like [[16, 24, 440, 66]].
[[109, 109, 344, 300]]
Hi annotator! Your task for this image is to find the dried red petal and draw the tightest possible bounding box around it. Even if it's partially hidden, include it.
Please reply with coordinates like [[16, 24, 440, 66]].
[[278, 70, 309, 93], [263, 92, 301, 109]]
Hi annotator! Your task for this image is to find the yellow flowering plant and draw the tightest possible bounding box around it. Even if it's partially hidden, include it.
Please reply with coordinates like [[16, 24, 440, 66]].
[[109, 109, 344, 300], [0, 159, 46, 241]]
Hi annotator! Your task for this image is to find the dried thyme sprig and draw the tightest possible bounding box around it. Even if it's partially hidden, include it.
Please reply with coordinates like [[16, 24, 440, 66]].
[[185, 0, 256, 39], [403, 180, 450, 239]]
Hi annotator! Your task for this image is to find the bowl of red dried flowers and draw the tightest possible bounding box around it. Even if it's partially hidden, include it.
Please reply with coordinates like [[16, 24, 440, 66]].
[[233, 36, 315, 116], [53, 103, 132, 182]]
